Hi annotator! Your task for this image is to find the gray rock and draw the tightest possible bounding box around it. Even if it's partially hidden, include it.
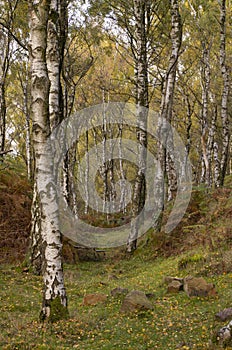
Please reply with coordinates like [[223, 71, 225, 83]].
[[111, 287, 129, 297], [183, 276, 217, 297], [215, 308, 232, 322], [163, 276, 184, 285], [120, 290, 153, 313], [167, 280, 183, 293]]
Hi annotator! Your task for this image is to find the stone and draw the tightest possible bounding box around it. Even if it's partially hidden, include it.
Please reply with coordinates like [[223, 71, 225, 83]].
[[82, 293, 108, 306], [120, 290, 153, 313], [183, 276, 217, 297], [167, 280, 183, 293], [215, 308, 232, 322], [111, 287, 129, 297], [163, 276, 184, 285]]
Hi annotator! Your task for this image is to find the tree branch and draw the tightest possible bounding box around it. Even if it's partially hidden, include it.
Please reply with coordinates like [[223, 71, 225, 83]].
[[0, 21, 28, 51]]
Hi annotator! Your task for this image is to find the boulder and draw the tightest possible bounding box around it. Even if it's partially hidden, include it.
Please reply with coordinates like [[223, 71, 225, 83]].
[[120, 290, 153, 313], [111, 287, 129, 297], [167, 280, 183, 293], [183, 276, 216, 297], [163, 276, 184, 285], [215, 308, 232, 322], [82, 293, 108, 306]]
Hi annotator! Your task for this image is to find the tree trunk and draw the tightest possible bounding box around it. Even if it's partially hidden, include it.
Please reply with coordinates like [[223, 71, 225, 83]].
[[154, 0, 182, 230], [0, 27, 10, 159], [200, 43, 211, 187], [29, 0, 68, 321], [127, 0, 148, 252], [29, 0, 67, 272], [219, 0, 230, 186]]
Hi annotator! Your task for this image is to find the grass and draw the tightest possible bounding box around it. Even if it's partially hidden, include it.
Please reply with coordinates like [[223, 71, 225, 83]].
[[1, 250, 232, 350]]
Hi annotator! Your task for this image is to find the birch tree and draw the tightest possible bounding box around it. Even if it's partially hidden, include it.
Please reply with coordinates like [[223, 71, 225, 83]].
[[219, 0, 230, 186], [154, 0, 182, 231], [126, 0, 149, 252], [29, 0, 68, 321], [0, 1, 16, 158]]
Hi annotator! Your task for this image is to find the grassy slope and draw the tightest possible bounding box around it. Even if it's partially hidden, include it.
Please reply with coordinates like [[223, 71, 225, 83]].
[[0, 251, 232, 350], [0, 162, 232, 349]]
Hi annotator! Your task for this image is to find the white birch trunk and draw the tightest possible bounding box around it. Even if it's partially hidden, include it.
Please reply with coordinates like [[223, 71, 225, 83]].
[[200, 44, 211, 187], [84, 131, 89, 215], [0, 27, 10, 157], [213, 139, 221, 187], [127, 0, 148, 252], [154, 0, 182, 230], [219, 0, 230, 186], [118, 122, 127, 214], [29, 0, 68, 321]]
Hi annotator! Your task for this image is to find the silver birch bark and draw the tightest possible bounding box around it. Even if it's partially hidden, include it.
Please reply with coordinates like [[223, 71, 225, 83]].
[[154, 0, 182, 230], [29, 0, 67, 273], [127, 0, 148, 252], [0, 22, 11, 158], [19, 67, 33, 180], [219, 0, 230, 186], [214, 138, 221, 187], [164, 0, 182, 200], [29, 0, 68, 321], [118, 122, 127, 214], [84, 131, 89, 215], [200, 43, 211, 187], [63, 147, 78, 218], [206, 95, 217, 187]]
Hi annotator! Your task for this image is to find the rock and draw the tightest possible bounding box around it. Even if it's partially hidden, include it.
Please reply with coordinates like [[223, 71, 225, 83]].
[[82, 293, 108, 306], [163, 276, 184, 285], [120, 290, 153, 313], [214, 321, 232, 347], [215, 308, 232, 322], [183, 276, 217, 297], [167, 280, 183, 293], [111, 287, 129, 297]]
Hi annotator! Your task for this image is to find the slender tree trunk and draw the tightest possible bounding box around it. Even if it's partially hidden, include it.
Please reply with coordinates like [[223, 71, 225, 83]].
[[118, 122, 127, 214], [29, 0, 67, 272], [154, 0, 182, 230], [19, 68, 33, 180], [127, 0, 148, 252], [63, 147, 78, 217], [84, 131, 89, 215], [219, 0, 230, 186], [29, 0, 68, 321], [200, 43, 211, 187], [214, 138, 221, 187], [206, 96, 217, 187], [0, 31, 10, 160]]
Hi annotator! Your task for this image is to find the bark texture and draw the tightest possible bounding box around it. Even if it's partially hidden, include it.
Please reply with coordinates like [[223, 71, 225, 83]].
[[219, 0, 230, 186], [154, 0, 182, 230], [126, 0, 148, 252], [29, 0, 68, 321]]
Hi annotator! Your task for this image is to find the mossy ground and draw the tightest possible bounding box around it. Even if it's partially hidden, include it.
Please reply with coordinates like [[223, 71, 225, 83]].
[[0, 162, 231, 349], [0, 250, 232, 350]]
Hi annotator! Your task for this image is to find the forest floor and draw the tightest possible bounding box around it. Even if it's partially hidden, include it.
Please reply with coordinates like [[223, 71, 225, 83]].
[[0, 158, 232, 349]]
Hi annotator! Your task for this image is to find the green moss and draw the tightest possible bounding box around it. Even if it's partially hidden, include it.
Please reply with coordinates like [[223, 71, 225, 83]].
[[49, 297, 69, 323], [40, 297, 69, 323]]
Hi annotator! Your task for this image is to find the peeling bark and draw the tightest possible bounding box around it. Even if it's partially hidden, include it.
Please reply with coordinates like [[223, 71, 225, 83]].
[[29, 0, 68, 321]]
